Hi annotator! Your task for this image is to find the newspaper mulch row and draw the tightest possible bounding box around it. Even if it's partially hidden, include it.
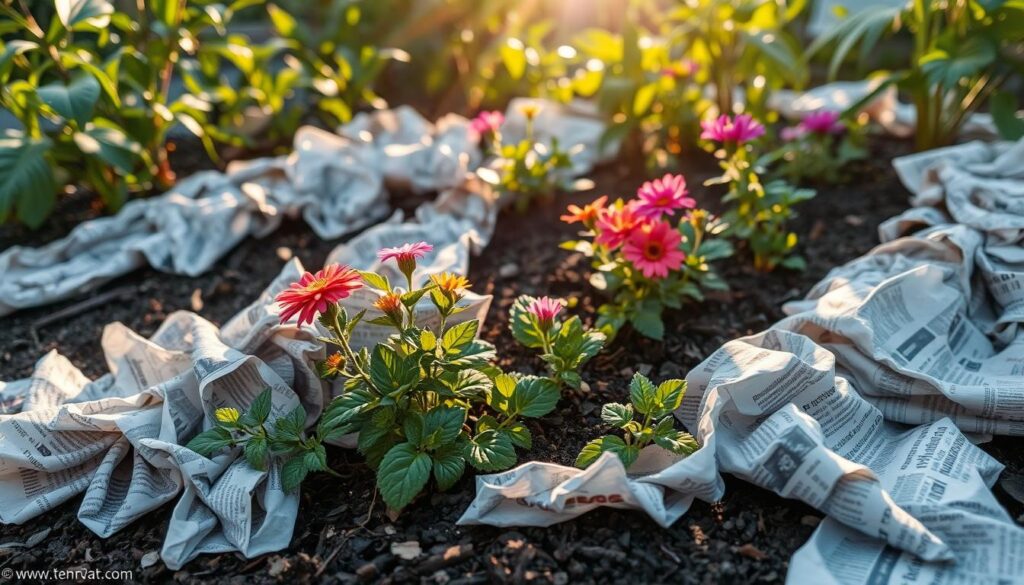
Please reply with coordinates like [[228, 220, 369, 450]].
[[0, 96, 1022, 583]]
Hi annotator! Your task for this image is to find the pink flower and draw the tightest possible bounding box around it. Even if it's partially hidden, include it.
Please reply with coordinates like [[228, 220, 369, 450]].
[[780, 126, 806, 142], [800, 110, 845, 135], [470, 110, 504, 141], [622, 220, 685, 279], [661, 59, 699, 79], [595, 202, 642, 250], [276, 264, 363, 325], [527, 296, 564, 331], [634, 174, 695, 220], [378, 241, 433, 280], [700, 114, 765, 145]]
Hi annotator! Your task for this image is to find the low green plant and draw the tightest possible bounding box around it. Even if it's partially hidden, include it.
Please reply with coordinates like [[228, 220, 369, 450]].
[[702, 114, 814, 272], [189, 243, 592, 512], [475, 105, 575, 212], [575, 372, 698, 469], [509, 294, 605, 390], [769, 110, 868, 184], [808, 0, 1024, 149]]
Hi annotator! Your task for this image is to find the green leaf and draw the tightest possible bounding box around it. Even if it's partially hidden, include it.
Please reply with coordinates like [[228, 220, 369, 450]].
[[441, 369, 492, 399], [422, 406, 466, 446], [37, 74, 100, 126], [510, 376, 560, 418], [378, 443, 432, 510], [56, 0, 114, 30], [600, 403, 633, 428], [632, 83, 657, 116], [442, 320, 478, 352], [281, 456, 309, 492], [575, 435, 637, 469], [359, 270, 390, 291], [992, 90, 1024, 141], [244, 435, 268, 470], [420, 329, 437, 351], [249, 388, 273, 424], [403, 412, 425, 445], [919, 36, 997, 87], [653, 419, 698, 455], [652, 379, 687, 418], [506, 422, 532, 449], [629, 309, 664, 340], [431, 444, 466, 491], [304, 444, 328, 472], [466, 430, 517, 472], [370, 345, 419, 395], [0, 135, 56, 228], [74, 123, 142, 172], [500, 39, 526, 80], [629, 373, 657, 415], [186, 427, 233, 456], [509, 296, 547, 349]]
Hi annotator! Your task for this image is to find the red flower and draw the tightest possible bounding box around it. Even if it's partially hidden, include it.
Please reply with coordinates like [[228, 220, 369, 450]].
[[276, 264, 362, 325], [595, 201, 642, 250], [527, 296, 564, 332], [622, 220, 685, 279]]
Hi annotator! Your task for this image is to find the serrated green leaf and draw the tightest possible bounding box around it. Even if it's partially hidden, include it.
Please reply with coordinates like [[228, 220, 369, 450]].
[[510, 376, 560, 418], [304, 444, 328, 471], [378, 443, 432, 510], [431, 444, 466, 491], [442, 320, 478, 352], [422, 406, 465, 446], [506, 422, 532, 449], [249, 388, 273, 423], [575, 435, 637, 469], [281, 456, 308, 492], [403, 412, 425, 445], [186, 427, 233, 456], [370, 345, 419, 395], [629, 309, 664, 340], [652, 379, 687, 418], [466, 430, 517, 472], [629, 373, 657, 415], [601, 403, 633, 428], [653, 418, 698, 455], [244, 435, 268, 470]]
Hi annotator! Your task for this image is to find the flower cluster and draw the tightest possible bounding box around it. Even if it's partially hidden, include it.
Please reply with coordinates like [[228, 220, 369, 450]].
[[562, 174, 732, 341], [772, 110, 867, 184], [474, 105, 575, 212], [189, 242, 594, 512], [702, 114, 815, 272]]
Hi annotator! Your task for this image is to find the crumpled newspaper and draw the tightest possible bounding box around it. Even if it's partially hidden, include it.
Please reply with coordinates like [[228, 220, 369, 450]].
[[0, 100, 608, 568], [460, 138, 1024, 583]]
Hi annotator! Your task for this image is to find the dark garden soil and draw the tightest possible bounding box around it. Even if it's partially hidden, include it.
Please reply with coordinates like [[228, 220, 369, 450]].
[[2, 137, 1023, 585]]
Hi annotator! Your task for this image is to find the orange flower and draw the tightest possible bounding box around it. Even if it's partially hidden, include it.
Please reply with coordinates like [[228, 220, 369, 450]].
[[430, 272, 470, 296], [276, 264, 362, 325], [373, 292, 404, 320], [318, 352, 346, 378], [561, 195, 608, 228]]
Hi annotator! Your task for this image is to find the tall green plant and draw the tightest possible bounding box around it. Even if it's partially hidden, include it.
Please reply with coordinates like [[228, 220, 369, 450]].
[[809, 0, 1024, 149]]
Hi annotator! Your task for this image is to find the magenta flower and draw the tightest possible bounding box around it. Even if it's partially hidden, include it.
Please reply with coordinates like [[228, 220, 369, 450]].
[[780, 126, 806, 142], [378, 241, 433, 282], [622, 220, 685, 279], [800, 110, 845, 135], [594, 202, 642, 250], [633, 174, 696, 220], [700, 114, 765, 145], [528, 296, 564, 331], [470, 110, 504, 141]]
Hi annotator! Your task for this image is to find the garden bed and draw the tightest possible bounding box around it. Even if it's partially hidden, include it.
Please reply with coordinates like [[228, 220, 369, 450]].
[[1, 137, 1022, 584]]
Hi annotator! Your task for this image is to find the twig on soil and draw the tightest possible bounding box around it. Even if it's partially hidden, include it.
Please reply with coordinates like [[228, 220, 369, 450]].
[[314, 489, 378, 578], [29, 286, 140, 347]]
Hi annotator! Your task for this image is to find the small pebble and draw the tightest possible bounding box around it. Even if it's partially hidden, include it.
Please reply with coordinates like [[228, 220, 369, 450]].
[[276, 246, 293, 261]]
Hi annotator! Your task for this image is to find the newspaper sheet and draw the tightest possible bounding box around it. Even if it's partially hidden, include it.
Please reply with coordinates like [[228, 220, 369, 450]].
[[461, 139, 1024, 583]]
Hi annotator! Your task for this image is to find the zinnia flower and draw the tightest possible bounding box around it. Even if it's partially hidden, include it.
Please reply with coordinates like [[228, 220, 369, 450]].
[[622, 220, 685, 279], [700, 114, 765, 145], [527, 296, 564, 332], [561, 195, 608, 227], [633, 174, 695, 220], [800, 110, 844, 135], [276, 264, 362, 325], [470, 110, 504, 142], [318, 352, 346, 378], [373, 292, 404, 323], [430, 272, 471, 297], [378, 241, 433, 282], [595, 201, 642, 250]]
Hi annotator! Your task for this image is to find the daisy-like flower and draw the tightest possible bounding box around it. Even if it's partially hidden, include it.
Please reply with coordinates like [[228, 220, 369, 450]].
[[595, 201, 642, 250], [634, 174, 695, 220], [527, 296, 564, 332], [622, 220, 685, 279], [700, 114, 766, 145], [430, 272, 471, 299], [373, 292, 404, 324], [561, 195, 608, 228], [470, 110, 504, 141], [276, 264, 362, 326], [800, 110, 844, 135], [519, 103, 541, 121], [378, 241, 433, 284]]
